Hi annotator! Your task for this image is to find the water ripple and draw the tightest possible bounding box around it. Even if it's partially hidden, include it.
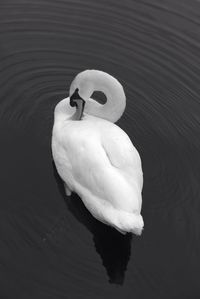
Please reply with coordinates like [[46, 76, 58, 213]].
[[1, 0, 200, 297]]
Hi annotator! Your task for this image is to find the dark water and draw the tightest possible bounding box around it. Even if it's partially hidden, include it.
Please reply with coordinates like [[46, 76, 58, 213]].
[[1, 0, 200, 298]]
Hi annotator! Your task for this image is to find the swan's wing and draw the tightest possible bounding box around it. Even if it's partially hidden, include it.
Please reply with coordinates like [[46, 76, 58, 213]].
[[77, 123, 143, 217], [101, 125, 143, 189]]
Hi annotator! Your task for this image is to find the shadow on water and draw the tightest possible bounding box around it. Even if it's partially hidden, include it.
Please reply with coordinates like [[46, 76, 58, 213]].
[[52, 162, 132, 285]]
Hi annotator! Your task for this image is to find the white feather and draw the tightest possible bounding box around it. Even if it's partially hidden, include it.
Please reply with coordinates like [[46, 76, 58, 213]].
[[52, 70, 144, 235]]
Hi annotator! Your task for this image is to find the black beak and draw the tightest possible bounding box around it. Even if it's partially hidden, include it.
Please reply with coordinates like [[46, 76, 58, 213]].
[[69, 88, 86, 120], [70, 88, 85, 107]]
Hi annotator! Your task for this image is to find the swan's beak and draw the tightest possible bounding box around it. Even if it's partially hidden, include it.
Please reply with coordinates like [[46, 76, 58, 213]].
[[70, 88, 85, 120]]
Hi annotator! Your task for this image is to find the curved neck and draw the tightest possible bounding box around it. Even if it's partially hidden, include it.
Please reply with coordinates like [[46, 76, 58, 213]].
[[72, 70, 126, 123]]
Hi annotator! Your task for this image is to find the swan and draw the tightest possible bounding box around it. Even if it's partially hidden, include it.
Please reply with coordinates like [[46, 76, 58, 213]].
[[51, 70, 144, 235]]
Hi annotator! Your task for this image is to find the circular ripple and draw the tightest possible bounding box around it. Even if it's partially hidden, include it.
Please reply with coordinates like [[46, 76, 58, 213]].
[[1, 0, 200, 298]]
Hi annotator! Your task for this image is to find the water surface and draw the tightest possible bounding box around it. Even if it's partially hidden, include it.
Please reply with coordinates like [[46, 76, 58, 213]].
[[0, 0, 200, 298]]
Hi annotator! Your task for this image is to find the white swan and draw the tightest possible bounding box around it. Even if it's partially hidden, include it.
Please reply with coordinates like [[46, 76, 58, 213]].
[[52, 70, 144, 235]]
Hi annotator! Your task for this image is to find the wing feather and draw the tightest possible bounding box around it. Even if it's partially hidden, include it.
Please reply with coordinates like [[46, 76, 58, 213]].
[[101, 124, 143, 189]]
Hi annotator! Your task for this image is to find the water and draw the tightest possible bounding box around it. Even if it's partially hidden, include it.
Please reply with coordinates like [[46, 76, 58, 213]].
[[1, 0, 200, 298]]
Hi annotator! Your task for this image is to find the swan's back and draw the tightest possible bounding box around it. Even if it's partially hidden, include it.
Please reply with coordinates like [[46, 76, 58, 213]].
[[52, 115, 143, 234]]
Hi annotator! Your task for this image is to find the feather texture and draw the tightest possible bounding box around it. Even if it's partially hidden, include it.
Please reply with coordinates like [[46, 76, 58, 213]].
[[52, 70, 144, 235]]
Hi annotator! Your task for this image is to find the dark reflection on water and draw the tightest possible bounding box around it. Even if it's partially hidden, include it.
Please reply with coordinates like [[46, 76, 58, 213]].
[[53, 162, 132, 285]]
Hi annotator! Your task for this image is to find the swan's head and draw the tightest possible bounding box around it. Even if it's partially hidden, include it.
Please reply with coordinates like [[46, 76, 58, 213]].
[[69, 70, 126, 123]]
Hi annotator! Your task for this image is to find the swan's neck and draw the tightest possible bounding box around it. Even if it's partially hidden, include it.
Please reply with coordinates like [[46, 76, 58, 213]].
[[71, 70, 126, 123]]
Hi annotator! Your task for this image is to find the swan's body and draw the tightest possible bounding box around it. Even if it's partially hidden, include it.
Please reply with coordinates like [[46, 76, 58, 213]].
[[52, 70, 144, 235]]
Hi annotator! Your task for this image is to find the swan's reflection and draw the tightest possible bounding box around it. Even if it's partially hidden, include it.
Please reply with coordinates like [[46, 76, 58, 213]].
[[53, 162, 132, 285]]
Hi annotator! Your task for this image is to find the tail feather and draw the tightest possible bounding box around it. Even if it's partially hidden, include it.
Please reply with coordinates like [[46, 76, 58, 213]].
[[115, 211, 144, 235]]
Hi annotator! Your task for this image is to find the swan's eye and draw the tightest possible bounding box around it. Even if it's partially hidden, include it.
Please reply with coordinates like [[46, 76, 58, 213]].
[[91, 91, 107, 104]]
